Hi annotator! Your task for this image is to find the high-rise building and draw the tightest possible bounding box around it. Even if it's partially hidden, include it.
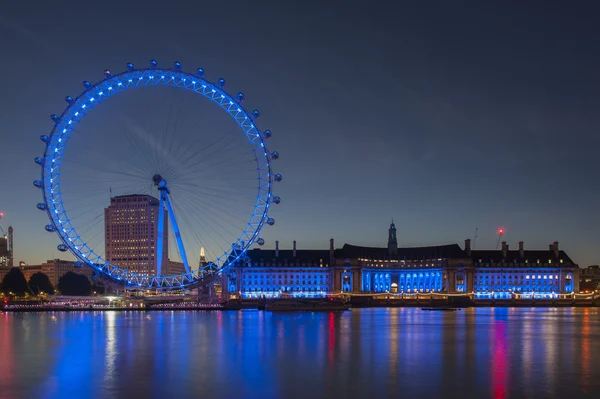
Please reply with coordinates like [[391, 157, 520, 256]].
[[104, 194, 168, 276], [0, 226, 12, 268], [0, 235, 8, 267], [7, 226, 13, 267]]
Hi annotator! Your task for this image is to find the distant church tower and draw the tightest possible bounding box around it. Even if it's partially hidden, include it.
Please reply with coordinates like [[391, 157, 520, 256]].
[[388, 221, 398, 257]]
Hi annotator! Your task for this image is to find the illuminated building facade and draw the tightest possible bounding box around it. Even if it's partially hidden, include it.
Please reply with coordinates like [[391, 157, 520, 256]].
[[332, 224, 470, 294], [219, 223, 580, 300], [104, 195, 168, 276], [226, 240, 333, 298], [468, 240, 579, 299]]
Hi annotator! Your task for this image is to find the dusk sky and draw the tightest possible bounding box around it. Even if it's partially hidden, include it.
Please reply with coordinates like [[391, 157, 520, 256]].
[[1, 1, 599, 266]]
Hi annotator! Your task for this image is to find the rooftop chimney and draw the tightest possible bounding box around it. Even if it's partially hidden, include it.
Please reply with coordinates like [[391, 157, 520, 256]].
[[464, 239, 471, 256], [519, 241, 524, 258], [501, 241, 508, 258], [330, 238, 334, 266], [275, 240, 279, 257], [293, 240, 297, 257], [553, 241, 559, 258]]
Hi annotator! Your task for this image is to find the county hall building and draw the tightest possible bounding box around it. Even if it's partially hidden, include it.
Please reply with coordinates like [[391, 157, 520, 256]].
[[223, 223, 579, 299]]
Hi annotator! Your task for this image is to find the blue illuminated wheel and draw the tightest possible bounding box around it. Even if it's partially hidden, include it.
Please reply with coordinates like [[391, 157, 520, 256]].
[[34, 60, 282, 290]]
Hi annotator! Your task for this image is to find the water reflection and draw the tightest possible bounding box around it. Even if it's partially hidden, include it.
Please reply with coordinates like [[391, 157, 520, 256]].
[[0, 308, 599, 398], [490, 313, 508, 399]]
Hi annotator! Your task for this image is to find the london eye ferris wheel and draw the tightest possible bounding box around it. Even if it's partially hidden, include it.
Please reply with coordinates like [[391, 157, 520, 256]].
[[33, 60, 282, 290]]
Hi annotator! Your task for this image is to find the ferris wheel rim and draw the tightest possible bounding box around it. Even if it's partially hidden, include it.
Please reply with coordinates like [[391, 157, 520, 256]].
[[35, 61, 279, 290]]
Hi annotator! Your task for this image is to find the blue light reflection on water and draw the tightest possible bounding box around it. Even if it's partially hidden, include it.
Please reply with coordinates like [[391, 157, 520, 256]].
[[0, 308, 599, 398]]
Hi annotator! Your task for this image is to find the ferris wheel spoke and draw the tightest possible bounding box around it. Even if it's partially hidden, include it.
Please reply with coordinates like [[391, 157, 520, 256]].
[[173, 138, 241, 179], [68, 125, 153, 179], [121, 126, 158, 176], [173, 192, 251, 241], [173, 188, 258, 211], [190, 155, 257, 176], [63, 155, 149, 182], [167, 142, 248, 182], [168, 200, 214, 265], [175, 134, 230, 172], [173, 190, 243, 244], [169, 194, 229, 264], [77, 213, 105, 235], [173, 135, 247, 170], [175, 196, 244, 239], [172, 180, 257, 197], [157, 102, 176, 174], [174, 188, 257, 220]]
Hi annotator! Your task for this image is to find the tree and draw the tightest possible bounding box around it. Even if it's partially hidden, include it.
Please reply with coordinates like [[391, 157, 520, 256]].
[[29, 272, 54, 295], [1, 268, 30, 296], [58, 272, 92, 296]]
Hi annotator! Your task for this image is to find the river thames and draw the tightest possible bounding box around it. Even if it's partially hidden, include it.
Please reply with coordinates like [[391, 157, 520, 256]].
[[1, 308, 599, 398]]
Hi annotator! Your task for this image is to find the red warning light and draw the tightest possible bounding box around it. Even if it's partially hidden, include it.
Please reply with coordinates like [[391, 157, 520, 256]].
[[498, 228, 504, 235]]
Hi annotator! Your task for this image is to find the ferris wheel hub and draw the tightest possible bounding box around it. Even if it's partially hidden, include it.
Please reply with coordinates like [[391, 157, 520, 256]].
[[152, 174, 169, 191]]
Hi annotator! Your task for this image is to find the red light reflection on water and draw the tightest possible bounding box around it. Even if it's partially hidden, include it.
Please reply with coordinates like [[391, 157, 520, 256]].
[[0, 313, 14, 387], [328, 312, 335, 366], [491, 320, 508, 399], [581, 309, 591, 392]]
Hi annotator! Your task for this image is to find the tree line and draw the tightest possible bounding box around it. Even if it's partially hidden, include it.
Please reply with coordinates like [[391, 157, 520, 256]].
[[1, 268, 93, 297]]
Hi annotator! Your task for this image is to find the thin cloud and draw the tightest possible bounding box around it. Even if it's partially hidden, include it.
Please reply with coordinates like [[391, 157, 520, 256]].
[[0, 16, 51, 51]]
